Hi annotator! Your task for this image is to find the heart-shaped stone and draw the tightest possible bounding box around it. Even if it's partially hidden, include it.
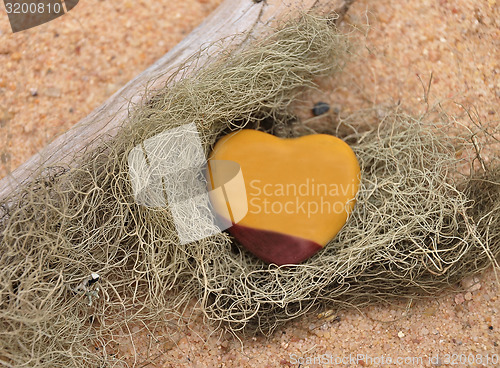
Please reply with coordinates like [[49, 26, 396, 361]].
[[208, 129, 360, 265]]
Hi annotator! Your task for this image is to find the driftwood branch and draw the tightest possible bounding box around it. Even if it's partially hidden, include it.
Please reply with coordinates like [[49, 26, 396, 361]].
[[0, 0, 354, 200]]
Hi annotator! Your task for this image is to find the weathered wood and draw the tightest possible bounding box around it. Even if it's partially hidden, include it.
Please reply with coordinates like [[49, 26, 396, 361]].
[[0, 0, 354, 200]]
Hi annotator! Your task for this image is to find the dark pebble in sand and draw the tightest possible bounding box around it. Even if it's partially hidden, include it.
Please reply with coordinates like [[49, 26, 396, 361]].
[[312, 101, 330, 116]]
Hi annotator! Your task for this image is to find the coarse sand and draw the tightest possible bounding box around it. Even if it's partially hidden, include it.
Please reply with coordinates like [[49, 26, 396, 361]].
[[0, 0, 499, 367]]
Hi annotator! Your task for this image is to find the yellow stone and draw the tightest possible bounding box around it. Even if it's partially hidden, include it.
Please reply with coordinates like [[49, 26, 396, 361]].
[[208, 129, 360, 265]]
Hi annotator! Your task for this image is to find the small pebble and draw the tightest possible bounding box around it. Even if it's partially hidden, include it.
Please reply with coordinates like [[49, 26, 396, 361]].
[[397, 331, 405, 338], [470, 283, 481, 292], [312, 101, 330, 116], [455, 293, 465, 304], [29, 88, 38, 96], [464, 291, 473, 301]]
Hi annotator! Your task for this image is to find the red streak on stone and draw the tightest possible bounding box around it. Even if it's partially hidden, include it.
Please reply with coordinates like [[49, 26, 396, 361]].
[[229, 223, 323, 266]]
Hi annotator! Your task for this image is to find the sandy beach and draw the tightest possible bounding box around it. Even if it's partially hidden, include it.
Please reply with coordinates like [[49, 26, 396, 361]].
[[0, 0, 498, 366]]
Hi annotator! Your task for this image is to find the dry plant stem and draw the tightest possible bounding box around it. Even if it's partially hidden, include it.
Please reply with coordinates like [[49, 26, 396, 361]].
[[0, 0, 354, 201]]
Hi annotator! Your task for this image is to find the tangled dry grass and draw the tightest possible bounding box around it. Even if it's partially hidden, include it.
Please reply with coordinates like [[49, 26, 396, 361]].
[[0, 14, 498, 367]]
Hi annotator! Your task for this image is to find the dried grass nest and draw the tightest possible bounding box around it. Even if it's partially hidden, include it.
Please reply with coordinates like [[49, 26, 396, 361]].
[[0, 14, 499, 368]]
